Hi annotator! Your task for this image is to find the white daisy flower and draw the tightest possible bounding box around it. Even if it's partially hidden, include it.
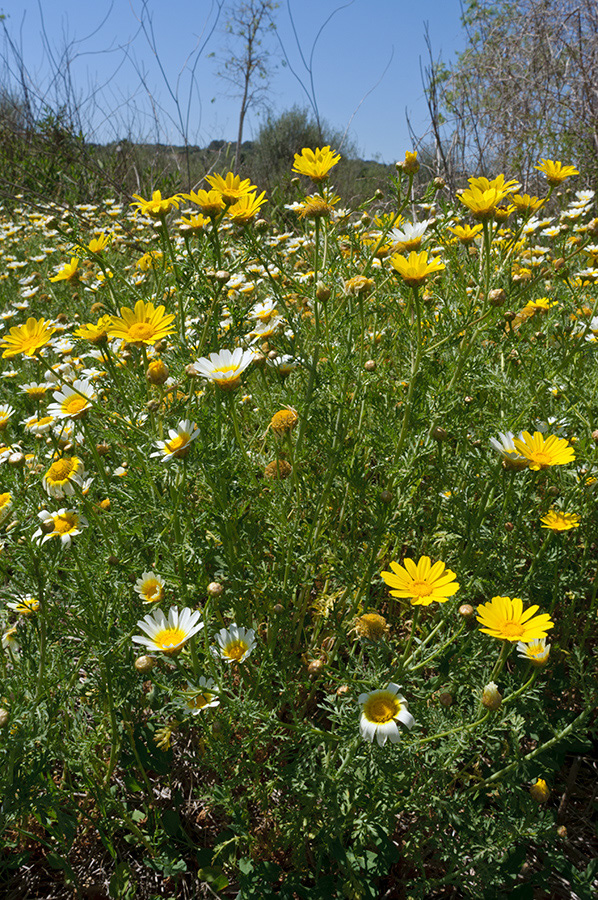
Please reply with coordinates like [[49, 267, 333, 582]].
[[0, 404, 15, 429], [185, 677, 220, 715], [489, 431, 528, 469], [6, 595, 39, 615], [212, 624, 256, 664], [151, 420, 199, 462], [132, 606, 204, 656], [134, 571, 166, 604], [358, 683, 415, 747], [32, 508, 88, 547], [192, 348, 255, 391], [516, 638, 550, 667], [48, 380, 96, 420]]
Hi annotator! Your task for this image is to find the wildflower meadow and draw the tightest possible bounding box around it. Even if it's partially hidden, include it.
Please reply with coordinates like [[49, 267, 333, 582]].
[[0, 149, 597, 898]]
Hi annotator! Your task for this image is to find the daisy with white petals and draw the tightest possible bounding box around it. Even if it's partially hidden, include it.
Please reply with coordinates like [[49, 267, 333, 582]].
[[151, 420, 199, 462], [132, 607, 204, 656], [185, 677, 220, 714], [517, 638, 550, 667], [134, 571, 166, 604], [358, 683, 415, 747], [33, 509, 88, 547], [213, 623, 256, 663], [192, 348, 254, 391], [48, 380, 96, 420]]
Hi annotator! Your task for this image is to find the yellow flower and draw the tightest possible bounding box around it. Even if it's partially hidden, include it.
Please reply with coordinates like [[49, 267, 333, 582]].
[[458, 186, 505, 220], [74, 315, 112, 344], [476, 595, 554, 642], [292, 146, 341, 182], [136, 250, 163, 272], [511, 194, 545, 214], [130, 190, 181, 217], [529, 778, 550, 803], [512, 431, 575, 470], [540, 510, 580, 531], [447, 223, 483, 244], [183, 189, 226, 217], [467, 174, 520, 195], [49, 257, 80, 283], [381, 555, 459, 606], [178, 212, 209, 233], [0, 317, 55, 357], [227, 191, 267, 224], [534, 159, 579, 186], [88, 233, 112, 253], [389, 250, 445, 286], [297, 193, 340, 219], [205, 172, 257, 205], [108, 300, 175, 346]]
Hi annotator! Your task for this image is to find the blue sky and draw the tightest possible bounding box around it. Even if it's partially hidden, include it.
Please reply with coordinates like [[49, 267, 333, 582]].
[[4, 1, 466, 162]]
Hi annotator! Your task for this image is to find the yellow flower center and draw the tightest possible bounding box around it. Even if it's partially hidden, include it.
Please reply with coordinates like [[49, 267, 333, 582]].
[[189, 692, 213, 710], [128, 322, 155, 342], [223, 639, 248, 661], [165, 433, 189, 454], [500, 621, 524, 639], [153, 626, 187, 652], [63, 396, 89, 416], [410, 580, 433, 598], [26, 387, 47, 398], [53, 514, 77, 534], [141, 579, 163, 601], [47, 458, 76, 482], [363, 693, 400, 724], [20, 335, 43, 355], [36, 416, 54, 428], [529, 451, 552, 466]]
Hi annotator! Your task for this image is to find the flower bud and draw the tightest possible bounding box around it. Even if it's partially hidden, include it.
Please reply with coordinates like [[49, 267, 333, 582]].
[[134, 655, 156, 674], [8, 453, 25, 468], [431, 426, 449, 442], [364, 360, 376, 372], [482, 682, 502, 710], [316, 282, 331, 302], [0, 708, 9, 728], [488, 288, 506, 307], [307, 659, 325, 678], [207, 582, 223, 597], [591, 429, 598, 445], [146, 359, 170, 385], [273, 603, 284, 614], [438, 692, 453, 707], [146, 399, 160, 413], [458, 603, 475, 618], [529, 778, 550, 803], [380, 489, 393, 504]]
